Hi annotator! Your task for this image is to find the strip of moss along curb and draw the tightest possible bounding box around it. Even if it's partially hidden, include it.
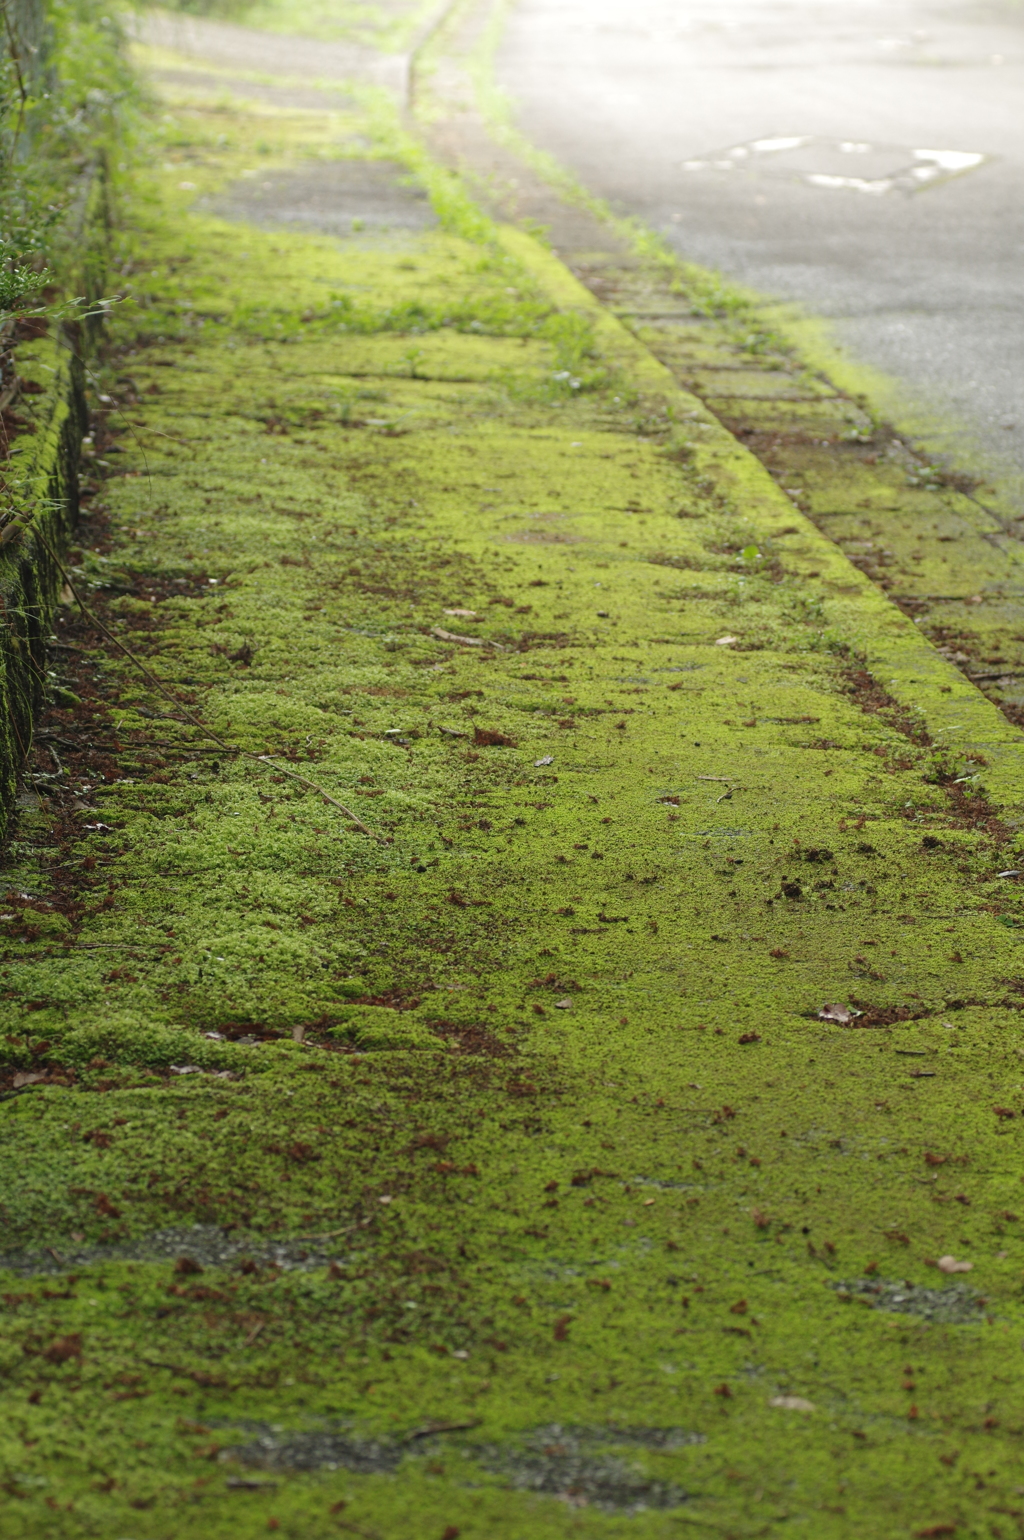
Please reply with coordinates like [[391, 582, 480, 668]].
[[494, 226, 1024, 805], [2, 108, 1024, 1539], [419, 0, 1024, 754]]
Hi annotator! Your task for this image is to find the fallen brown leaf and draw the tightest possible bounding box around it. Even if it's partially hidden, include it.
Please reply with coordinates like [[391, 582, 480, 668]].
[[43, 1334, 83, 1364]]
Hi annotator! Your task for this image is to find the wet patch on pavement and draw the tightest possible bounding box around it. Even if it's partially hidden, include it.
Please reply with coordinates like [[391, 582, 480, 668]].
[[205, 159, 437, 238], [830, 1276, 985, 1323], [221, 1423, 405, 1474], [471, 1425, 700, 1512], [0, 1223, 348, 1278], [219, 1421, 702, 1510]]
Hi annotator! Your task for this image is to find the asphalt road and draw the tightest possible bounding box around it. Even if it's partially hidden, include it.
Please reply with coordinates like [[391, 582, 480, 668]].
[[496, 0, 1024, 492]]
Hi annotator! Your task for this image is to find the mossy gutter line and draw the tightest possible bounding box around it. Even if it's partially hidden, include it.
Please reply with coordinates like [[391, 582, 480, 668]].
[[497, 225, 1024, 799], [761, 299, 1024, 519], [402, 0, 464, 112]]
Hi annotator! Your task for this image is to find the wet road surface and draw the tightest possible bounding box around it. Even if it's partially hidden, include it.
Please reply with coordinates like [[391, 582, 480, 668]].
[[496, 0, 1024, 492]]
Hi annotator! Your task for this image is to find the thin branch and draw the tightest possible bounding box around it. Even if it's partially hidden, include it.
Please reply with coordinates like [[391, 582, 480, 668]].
[[0, 0, 29, 148]]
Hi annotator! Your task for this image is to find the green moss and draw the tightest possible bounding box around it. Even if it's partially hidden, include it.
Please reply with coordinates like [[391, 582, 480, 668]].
[[1, 93, 1024, 1540], [326, 1004, 439, 1050]]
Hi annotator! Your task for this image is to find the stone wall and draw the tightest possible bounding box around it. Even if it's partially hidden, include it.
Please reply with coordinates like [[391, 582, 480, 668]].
[[0, 177, 104, 842]]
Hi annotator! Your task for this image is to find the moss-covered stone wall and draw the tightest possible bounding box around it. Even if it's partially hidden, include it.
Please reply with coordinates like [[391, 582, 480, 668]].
[[0, 322, 88, 839]]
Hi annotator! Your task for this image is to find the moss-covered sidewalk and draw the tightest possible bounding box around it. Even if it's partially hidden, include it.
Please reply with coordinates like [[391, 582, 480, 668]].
[[2, 90, 1024, 1540]]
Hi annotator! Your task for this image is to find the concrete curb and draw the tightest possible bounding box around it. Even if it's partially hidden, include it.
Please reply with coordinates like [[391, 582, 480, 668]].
[[496, 223, 1024, 808], [403, 0, 462, 108]]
